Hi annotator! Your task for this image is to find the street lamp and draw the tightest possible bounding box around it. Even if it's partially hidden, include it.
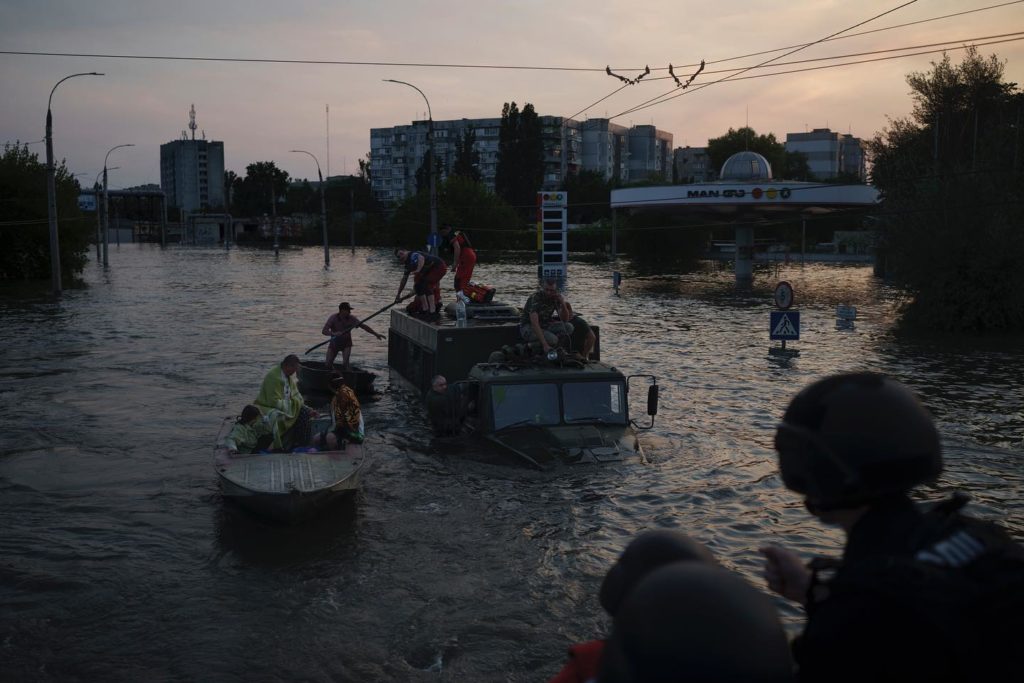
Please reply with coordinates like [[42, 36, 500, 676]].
[[46, 71, 103, 293], [384, 78, 437, 254], [92, 167, 117, 261], [289, 149, 330, 269], [102, 144, 133, 267]]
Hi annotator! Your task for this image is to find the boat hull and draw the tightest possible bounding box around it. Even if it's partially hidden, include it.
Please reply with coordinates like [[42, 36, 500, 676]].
[[297, 360, 377, 399], [214, 444, 365, 523]]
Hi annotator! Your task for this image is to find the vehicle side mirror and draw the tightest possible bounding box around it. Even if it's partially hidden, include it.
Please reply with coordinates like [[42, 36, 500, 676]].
[[647, 385, 659, 416]]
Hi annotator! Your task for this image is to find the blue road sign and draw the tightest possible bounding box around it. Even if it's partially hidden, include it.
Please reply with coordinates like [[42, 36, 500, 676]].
[[770, 311, 800, 340]]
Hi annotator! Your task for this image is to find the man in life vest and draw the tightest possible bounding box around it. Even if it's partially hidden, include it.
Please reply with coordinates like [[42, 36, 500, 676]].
[[439, 223, 477, 294], [761, 372, 1023, 682], [395, 248, 448, 316]]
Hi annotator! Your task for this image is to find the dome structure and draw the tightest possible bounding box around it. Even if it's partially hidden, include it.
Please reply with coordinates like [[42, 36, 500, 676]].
[[720, 151, 773, 181]]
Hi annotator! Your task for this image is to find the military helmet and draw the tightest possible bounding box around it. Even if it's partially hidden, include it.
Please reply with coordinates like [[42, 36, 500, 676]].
[[775, 373, 942, 510]]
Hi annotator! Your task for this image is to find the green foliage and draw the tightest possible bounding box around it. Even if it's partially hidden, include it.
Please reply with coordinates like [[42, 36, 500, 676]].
[[782, 151, 811, 181], [707, 127, 786, 177], [0, 143, 90, 282], [229, 161, 290, 217], [388, 175, 526, 250], [869, 48, 1024, 332], [622, 212, 708, 273], [452, 127, 482, 182], [561, 170, 614, 224], [495, 102, 544, 215]]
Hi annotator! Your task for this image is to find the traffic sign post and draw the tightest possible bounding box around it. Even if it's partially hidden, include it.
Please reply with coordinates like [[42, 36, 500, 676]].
[[770, 281, 800, 357]]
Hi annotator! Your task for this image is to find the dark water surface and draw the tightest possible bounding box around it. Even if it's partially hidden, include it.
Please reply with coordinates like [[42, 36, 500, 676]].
[[2, 245, 1022, 681]]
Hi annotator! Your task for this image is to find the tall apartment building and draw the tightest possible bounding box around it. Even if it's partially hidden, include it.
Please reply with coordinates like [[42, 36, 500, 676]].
[[673, 146, 714, 183], [784, 127, 865, 181], [370, 115, 673, 205], [581, 119, 629, 182], [627, 125, 674, 181], [160, 138, 225, 212], [159, 106, 225, 212]]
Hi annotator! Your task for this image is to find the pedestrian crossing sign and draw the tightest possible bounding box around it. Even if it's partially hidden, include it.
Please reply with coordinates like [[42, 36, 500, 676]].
[[770, 311, 800, 340]]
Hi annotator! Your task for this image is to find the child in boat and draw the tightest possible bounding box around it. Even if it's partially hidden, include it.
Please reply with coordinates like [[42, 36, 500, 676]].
[[312, 377, 365, 450], [225, 405, 273, 454]]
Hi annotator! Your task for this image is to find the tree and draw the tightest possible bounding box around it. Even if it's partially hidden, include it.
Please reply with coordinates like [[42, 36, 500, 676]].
[[782, 151, 811, 181], [495, 102, 545, 215], [707, 127, 785, 178], [390, 175, 524, 250], [230, 161, 290, 217], [452, 127, 481, 182], [561, 170, 614, 224], [0, 144, 90, 282], [868, 48, 1024, 332]]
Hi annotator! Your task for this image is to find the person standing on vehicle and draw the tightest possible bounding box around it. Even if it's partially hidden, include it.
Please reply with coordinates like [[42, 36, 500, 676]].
[[395, 248, 448, 317], [321, 302, 385, 372], [520, 277, 573, 355], [439, 223, 477, 294], [761, 372, 1023, 682]]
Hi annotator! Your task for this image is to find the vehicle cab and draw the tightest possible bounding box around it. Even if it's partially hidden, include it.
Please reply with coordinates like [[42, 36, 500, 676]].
[[453, 359, 658, 469]]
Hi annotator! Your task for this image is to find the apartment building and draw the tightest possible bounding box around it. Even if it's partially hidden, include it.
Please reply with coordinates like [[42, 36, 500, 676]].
[[370, 115, 673, 205], [784, 128, 866, 181], [673, 146, 714, 183], [159, 138, 225, 212]]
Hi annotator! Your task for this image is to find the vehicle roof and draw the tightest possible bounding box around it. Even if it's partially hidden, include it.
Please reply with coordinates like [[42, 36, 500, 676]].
[[468, 360, 625, 383]]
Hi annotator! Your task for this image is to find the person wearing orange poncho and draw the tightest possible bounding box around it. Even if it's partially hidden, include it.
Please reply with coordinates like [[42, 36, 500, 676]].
[[313, 376, 365, 450]]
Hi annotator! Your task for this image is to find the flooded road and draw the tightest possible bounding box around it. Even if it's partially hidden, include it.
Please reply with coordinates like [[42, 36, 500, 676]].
[[2, 245, 1022, 681]]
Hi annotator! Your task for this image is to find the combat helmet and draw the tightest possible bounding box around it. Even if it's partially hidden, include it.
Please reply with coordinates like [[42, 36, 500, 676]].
[[774, 372, 942, 511]]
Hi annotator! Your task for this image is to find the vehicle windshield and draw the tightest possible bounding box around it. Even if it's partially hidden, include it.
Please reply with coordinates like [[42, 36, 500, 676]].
[[563, 381, 627, 425], [490, 380, 627, 429], [491, 383, 560, 430]]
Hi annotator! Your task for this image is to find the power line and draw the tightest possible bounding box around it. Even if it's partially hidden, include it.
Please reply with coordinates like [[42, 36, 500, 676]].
[[0, 0, 1019, 75], [611, 35, 1024, 119], [612, 0, 922, 120]]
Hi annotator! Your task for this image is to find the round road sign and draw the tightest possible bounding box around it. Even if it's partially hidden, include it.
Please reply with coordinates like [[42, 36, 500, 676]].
[[774, 281, 794, 310]]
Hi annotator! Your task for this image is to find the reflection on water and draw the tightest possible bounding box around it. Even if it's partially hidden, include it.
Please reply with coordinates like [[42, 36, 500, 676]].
[[1, 245, 1021, 680]]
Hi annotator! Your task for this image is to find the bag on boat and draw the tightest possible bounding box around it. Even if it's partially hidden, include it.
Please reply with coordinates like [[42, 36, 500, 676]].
[[463, 281, 496, 303]]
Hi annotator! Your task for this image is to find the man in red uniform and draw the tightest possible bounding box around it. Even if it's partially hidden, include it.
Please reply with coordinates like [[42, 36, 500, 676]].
[[439, 224, 477, 294], [395, 249, 448, 317]]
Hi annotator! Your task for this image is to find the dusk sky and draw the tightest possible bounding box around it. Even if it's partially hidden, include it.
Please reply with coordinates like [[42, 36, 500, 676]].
[[2, 0, 1022, 189]]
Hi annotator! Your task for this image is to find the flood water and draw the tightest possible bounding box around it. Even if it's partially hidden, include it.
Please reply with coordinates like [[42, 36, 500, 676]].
[[2, 244, 1022, 681]]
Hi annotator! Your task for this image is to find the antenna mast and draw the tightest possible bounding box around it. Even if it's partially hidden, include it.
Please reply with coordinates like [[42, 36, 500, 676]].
[[189, 104, 198, 141]]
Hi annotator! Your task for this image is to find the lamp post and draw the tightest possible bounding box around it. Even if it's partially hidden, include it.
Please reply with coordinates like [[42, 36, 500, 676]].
[[289, 149, 330, 269], [46, 71, 103, 293], [102, 144, 134, 267], [92, 167, 116, 261], [384, 79, 437, 254]]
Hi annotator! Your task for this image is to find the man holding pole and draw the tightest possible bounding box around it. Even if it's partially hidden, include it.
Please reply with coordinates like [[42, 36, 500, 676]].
[[322, 302, 385, 371]]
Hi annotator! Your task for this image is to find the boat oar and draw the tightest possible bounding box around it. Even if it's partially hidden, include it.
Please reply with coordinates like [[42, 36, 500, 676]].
[[305, 294, 415, 355]]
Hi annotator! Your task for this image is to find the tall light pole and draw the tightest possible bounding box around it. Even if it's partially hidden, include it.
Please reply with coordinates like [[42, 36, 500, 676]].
[[46, 71, 103, 293], [384, 79, 437, 254], [290, 149, 330, 269], [102, 144, 133, 267], [92, 166, 116, 261]]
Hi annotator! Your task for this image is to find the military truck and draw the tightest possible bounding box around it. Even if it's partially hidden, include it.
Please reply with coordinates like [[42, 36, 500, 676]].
[[450, 355, 658, 469], [388, 304, 657, 468]]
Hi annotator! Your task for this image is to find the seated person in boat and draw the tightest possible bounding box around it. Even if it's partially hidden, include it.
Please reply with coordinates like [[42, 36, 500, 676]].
[[395, 248, 448, 316], [425, 374, 460, 436], [224, 405, 273, 455], [520, 277, 574, 355], [255, 354, 316, 451], [321, 301, 385, 372], [312, 376, 365, 450]]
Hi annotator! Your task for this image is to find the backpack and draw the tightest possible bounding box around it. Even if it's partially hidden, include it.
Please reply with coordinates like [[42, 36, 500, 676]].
[[820, 494, 1024, 680]]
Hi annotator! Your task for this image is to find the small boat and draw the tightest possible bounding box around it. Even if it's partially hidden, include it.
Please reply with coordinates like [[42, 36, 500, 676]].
[[297, 360, 377, 399], [214, 442, 366, 523]]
